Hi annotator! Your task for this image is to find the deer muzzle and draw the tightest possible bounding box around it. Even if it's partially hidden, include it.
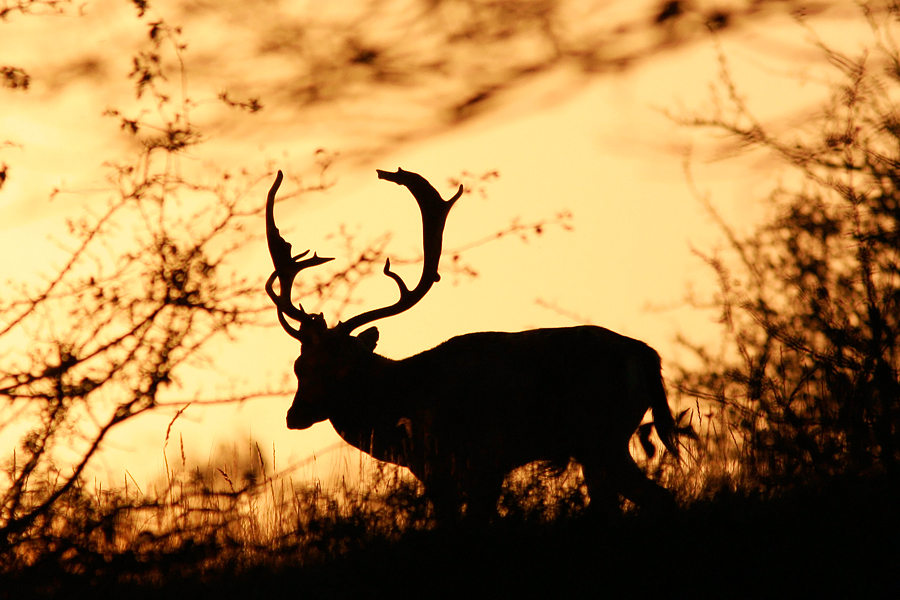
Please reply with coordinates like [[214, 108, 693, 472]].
[[286, 403, 328, 430]]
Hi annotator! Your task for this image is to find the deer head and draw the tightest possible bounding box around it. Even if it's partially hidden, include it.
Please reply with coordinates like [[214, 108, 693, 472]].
[[265, 169, 463, 430]]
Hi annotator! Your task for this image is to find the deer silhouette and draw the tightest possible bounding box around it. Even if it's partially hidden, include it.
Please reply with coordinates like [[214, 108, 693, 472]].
[[266, 168, 679, 522]]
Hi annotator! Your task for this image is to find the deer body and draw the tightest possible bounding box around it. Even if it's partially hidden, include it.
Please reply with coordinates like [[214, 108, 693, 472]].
[[266, 169, 679, 521]]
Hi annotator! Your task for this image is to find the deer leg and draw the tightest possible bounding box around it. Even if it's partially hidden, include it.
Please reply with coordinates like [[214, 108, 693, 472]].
[[462, 471, 504, 524], [422, 471, 464, 524], [602, 449, 675, 515], [580, 459, 624, 518], [429, 494, 462, 524], [580, 444, 675, 517]]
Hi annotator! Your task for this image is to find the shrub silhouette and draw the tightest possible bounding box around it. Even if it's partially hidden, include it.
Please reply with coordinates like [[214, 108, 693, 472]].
[[676, 7, 900, 488]]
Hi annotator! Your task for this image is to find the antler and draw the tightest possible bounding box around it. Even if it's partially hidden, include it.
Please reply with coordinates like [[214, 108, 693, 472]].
[[335, 168, 463, 335], [265, 170, 334, 341]]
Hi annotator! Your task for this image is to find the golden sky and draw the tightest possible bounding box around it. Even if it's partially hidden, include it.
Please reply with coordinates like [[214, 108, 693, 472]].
[[0, 0, 871, 488]]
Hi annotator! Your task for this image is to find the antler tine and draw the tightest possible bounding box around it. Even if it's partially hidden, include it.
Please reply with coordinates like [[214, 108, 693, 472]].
[[335, 168, 463, 335], [266, 170, 334, 340]]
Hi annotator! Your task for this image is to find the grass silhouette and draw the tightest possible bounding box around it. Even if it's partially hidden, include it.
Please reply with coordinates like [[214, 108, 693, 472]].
[[2, 437, 898, 599]]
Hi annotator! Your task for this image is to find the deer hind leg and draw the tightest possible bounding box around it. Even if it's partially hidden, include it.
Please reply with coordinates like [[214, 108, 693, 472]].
[[581, 449, 674, 516]]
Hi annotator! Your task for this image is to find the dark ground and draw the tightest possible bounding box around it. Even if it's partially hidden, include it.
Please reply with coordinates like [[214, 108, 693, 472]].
[[5, 474, 898, 600]]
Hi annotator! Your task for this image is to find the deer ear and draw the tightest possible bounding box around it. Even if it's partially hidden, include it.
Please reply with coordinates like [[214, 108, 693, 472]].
[[357, 326, 379, 351]]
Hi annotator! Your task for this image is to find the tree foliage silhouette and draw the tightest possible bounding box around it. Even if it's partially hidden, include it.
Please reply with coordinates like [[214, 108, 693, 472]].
[[677, 6, 900, 487]]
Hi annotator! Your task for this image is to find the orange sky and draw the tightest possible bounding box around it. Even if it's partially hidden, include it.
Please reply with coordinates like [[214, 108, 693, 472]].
[[0, 1, 871, 489]]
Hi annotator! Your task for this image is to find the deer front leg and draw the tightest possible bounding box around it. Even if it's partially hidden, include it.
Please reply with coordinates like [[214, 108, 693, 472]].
[[462, 470, 505, 524], [422, 474, 464, 524]]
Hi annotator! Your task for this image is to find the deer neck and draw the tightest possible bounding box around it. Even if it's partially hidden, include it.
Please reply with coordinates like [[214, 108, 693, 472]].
[[327, 354, 414, 466]]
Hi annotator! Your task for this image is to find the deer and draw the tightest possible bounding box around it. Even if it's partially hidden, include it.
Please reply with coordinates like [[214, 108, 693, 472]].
[[266, 168, 680, 522]]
